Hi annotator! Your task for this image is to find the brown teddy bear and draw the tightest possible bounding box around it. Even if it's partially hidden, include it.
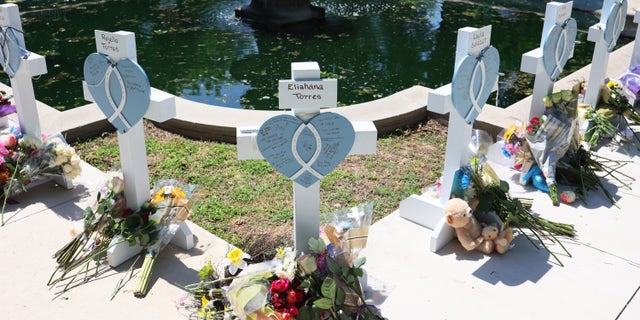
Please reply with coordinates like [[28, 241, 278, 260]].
[[444, 198, 494, 254], [481, 224, 514, 254]]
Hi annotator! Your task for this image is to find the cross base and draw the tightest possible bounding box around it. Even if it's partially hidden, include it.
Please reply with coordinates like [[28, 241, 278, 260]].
[[107, 222, 194, 267], [399, 194, 455, 252]]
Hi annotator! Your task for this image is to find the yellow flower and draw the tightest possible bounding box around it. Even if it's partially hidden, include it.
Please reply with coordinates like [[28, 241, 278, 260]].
[[502, 123, 521, 141], [606, 80, 617, 89], [223, 248, 250, 275], [201, 295, 210, 308]]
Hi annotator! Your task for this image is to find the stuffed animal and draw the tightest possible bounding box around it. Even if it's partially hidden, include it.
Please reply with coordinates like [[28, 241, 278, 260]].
[[481, 224, 514, 254], [444, 198, 493, 254]]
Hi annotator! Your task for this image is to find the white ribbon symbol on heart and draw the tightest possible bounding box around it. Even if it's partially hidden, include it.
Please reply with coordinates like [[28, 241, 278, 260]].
[[290, 123, 323, 181], [551, 24, 568, 78], [99, 63, 131, 131], [466, 54, 487, 124]]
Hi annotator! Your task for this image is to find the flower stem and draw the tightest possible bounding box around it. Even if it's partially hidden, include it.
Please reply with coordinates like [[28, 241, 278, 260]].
[[133, 251, 156, 297], [1, 154, 23, 226]]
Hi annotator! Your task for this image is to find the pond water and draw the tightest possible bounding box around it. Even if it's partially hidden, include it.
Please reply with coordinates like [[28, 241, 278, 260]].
[[6, 0, 629, 110]]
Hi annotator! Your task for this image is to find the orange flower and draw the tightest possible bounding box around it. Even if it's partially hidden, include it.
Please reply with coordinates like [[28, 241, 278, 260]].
[[151, 186, 187, 206]]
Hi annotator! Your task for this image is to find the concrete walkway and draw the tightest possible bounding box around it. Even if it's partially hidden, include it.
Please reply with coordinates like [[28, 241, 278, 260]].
[[364, 145, 640, 319]]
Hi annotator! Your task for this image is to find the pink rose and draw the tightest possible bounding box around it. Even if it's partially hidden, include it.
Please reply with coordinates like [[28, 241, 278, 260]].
[[0, 134, 16, 148]]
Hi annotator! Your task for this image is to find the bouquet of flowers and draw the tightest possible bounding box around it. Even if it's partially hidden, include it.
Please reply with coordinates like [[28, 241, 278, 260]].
[[1, 126, 82, 225], [183, 204, 384, 320], [500, 122, 526, 168], [524, 89, 580, 206], [583, 79, 640, 151], [132, 180, 195, 297], [48, 171, 158, 292]]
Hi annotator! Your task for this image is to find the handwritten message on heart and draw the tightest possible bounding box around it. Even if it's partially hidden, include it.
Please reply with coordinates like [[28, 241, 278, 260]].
[[0, 27, 23, 78], [83, 52, 150, 134], [542, 18, 577, 80], [257, 112, 355, 188], [451, 46, 500, 125]]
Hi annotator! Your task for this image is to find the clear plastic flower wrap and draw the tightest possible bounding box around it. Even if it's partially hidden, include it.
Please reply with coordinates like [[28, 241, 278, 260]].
[[525, 90, 580, 206], [321, 202, 374, 267]]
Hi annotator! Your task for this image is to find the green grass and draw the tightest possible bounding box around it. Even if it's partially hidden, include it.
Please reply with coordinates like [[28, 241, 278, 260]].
[[71, 119, 446, 256]]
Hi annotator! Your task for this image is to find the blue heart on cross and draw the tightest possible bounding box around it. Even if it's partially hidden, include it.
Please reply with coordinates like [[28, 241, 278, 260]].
[[83, 52, 151, 134], [603, 0, 627, 52], [256, 112, 355, 188], [0, 27, 24, 78], [451, 46, 500, 125], [542, 18, 577, 80]]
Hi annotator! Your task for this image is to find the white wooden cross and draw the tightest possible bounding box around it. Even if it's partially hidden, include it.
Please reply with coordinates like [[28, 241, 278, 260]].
[[0, 4, 72, 190], [399, 26, 500, 252], [82, 30, 193, 267], [583, 0, 627, 108], [630, 9, 640, 69], [0, 4, 46, 139], [521, 1, 576, 120], [237, 62, 377, 252]]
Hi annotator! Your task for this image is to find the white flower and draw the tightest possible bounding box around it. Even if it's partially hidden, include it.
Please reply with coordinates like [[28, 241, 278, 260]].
[[105, 171, 125, 194]]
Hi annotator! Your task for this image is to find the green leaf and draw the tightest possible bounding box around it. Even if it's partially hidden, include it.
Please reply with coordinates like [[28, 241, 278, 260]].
[[335, 286, 346, 305], [299, 279, 312, 289], [298, 306, 321, 320], [353, 256, 366, 268], [321, 277, 336, 299], [308, 238, 326, 253], [313, 297, 333, 310], [326, 256, 340, 274], [341, 266, 349, 278], [353, 268, 363, 277]]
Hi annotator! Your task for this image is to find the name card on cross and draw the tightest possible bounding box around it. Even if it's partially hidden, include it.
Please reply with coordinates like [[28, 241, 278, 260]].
[[278, 80, 338, 112], [94, 30, 138, 62], [238, 61, 376, 252], [400, 26, 500, 252]]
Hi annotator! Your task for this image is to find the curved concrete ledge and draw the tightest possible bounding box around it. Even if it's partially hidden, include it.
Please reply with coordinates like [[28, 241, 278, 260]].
[[1, 40, 635, 145], [26, 84, 433, 144], [153, 85, 431, 143], [0, 83, 435, 143]]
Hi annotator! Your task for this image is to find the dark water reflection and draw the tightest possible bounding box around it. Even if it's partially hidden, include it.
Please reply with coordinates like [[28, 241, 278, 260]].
[[4, 0, 627, 110]]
